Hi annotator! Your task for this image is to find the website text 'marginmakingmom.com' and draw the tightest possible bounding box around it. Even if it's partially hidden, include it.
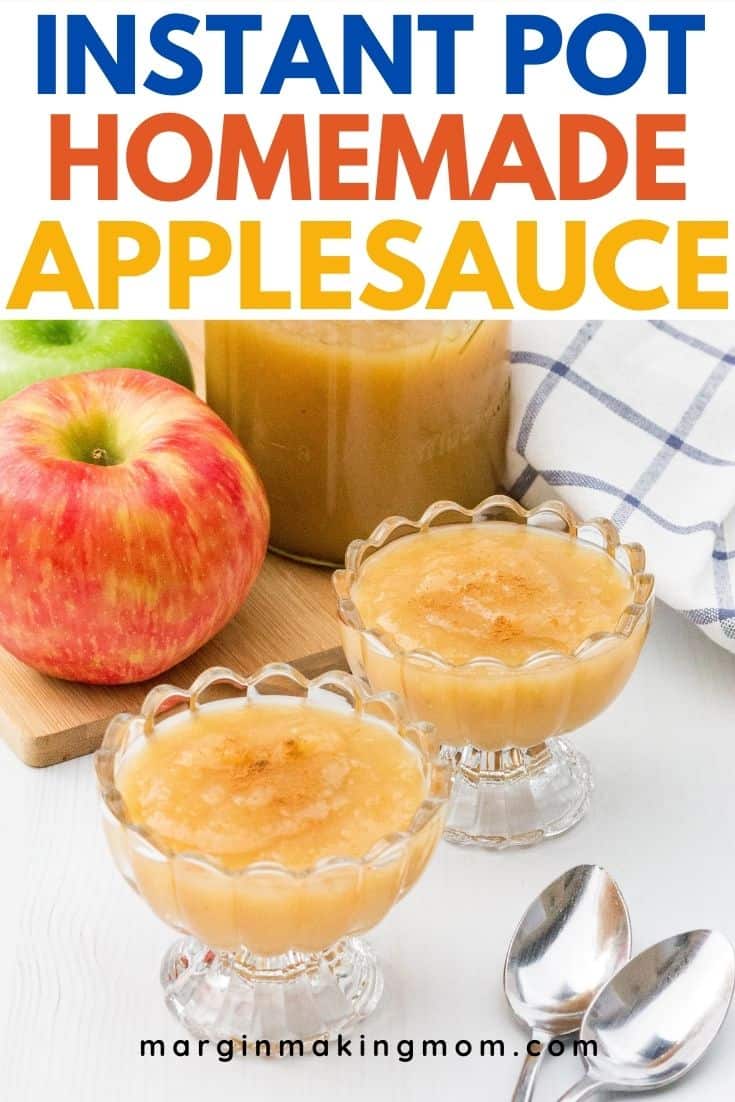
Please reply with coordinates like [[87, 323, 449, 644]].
[[140, 1034, 598, 1062]]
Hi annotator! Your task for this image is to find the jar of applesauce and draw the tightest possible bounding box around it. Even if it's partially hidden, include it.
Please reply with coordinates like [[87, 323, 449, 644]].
[[205, 321, 510, 565]]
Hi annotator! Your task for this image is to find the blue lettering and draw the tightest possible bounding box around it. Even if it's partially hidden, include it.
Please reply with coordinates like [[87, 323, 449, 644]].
[[567, 15, 646, 95], [67, 14, 135, 94], [261, 15, 338, 94], [506, 15, 563, 94], [37, 15, 57, 94], [145, 14, 202, 95], [343, 15, 411, 94], [205, 15, 263, 95], [417, 14, 474, 94], [649, 14, 705, 94]]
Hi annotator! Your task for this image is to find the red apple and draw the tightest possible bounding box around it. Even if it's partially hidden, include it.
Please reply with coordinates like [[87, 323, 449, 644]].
[[0, 369, 269, 684]]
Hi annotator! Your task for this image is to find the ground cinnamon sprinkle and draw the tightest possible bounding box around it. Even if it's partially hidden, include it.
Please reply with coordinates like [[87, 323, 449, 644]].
[[119, 701, 427, 870], [489, 614, 522, 643], [353, 522, 634, 664], [484, 570, 542, 602], [418, 570, 538, 631]]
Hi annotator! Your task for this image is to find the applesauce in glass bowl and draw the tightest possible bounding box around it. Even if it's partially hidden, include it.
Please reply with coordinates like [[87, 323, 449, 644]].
[[96, 664, 449, 1048], [205, 320, 509, 565], [334, 496, 654, 850]]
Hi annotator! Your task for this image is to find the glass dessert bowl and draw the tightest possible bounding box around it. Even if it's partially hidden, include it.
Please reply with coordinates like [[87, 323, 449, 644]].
[[96, 664, 449, 1048], [334, 496, 654, 849]]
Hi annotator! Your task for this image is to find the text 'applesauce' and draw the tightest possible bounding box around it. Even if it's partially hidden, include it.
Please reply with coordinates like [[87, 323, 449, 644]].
[[118, 699, 426, 871], [205, 320, 509, 565]]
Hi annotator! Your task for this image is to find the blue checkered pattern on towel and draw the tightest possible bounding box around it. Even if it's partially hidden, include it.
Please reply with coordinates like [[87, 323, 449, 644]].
[[507, 321, 735, 653]]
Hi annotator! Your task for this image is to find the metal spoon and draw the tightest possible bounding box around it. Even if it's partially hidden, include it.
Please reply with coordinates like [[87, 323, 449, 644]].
[[557, 929, 735, 1100], [505, 865, 632, 1102]]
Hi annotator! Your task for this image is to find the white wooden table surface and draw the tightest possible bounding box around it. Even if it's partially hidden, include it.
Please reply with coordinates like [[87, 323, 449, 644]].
[[2, 600, 734, 1102]]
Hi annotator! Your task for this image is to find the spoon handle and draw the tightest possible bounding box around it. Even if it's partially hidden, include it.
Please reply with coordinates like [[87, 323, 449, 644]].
[[510, 1030, 551, 1102], [555, 1074, 603, 1101]]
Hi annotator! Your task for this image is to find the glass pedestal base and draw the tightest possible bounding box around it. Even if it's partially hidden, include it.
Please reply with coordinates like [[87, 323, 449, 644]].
[[161, 936, 383, 1052], [443, 738, 592, 849]]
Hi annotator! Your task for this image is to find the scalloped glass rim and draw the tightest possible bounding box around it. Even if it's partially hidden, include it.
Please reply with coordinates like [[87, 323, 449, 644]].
[[95, 662, 450, 881], [333, 495, 655, 674]]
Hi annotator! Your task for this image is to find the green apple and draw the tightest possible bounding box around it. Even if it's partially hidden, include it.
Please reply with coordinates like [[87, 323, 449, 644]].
[[0, 320, 194, 401]]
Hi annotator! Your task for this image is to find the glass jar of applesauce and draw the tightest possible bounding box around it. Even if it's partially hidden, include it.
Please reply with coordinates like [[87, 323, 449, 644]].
[[205, 321, 510, 565]]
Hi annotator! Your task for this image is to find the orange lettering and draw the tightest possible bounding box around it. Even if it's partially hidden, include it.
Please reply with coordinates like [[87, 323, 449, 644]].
[[377, 115, 469, 199], [126, 114, 212, 201], [472, 115, 554, 200]]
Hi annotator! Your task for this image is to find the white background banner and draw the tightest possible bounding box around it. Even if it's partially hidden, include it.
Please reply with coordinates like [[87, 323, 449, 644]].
[[0, 0, 732, 318]]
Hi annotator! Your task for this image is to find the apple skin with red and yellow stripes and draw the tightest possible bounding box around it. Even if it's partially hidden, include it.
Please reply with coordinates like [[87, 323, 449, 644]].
[[0, 368, 270, 685]]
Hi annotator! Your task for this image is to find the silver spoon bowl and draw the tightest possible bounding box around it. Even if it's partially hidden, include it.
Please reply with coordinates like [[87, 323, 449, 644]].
[[505, 864, 632, 1102], [557, 929, 735, 1100]]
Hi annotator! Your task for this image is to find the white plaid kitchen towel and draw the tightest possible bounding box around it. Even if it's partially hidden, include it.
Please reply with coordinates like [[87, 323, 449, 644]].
[[507, 321, 735, 653]]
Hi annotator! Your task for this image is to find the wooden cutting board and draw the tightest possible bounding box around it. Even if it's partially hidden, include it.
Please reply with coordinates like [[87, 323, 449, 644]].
[[0, 323, 347, 768]]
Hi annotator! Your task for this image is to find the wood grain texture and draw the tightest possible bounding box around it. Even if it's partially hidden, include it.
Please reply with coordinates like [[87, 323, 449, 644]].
[[0, 322, 343, 768]]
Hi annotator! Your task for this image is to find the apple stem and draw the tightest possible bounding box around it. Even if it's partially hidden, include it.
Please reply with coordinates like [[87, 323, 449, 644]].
[[91, 447, 110, 466]]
